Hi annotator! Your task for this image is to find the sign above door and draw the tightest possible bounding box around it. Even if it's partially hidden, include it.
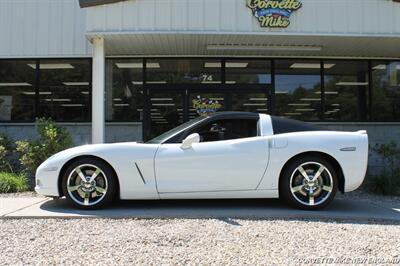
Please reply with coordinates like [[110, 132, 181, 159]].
[[247, 0, 302, 28]]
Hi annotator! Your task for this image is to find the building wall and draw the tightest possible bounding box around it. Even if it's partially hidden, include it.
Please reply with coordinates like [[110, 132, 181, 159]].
[[86, 0, 400, 36], [0, 0, 90, 58]]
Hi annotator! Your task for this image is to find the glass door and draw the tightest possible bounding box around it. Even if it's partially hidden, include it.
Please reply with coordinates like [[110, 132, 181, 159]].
[[147, 89, 185, 140]]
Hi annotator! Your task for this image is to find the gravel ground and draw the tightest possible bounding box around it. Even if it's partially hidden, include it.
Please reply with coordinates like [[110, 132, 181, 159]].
[[1, 218, 400, 265]]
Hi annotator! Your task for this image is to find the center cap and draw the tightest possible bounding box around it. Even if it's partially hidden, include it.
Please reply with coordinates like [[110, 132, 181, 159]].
[[84, 182, 92, 188], [308, 181, 315, 187]]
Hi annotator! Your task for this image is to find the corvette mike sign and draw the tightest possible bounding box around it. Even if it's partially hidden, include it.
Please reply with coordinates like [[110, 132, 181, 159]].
[[247, 0, 302, 28]]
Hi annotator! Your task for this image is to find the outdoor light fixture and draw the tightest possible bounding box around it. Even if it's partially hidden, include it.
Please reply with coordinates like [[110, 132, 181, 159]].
[[45, 98, 71, 102], [22, 91, 52, 95], [295, 108, 316, 112], [147, 81, 167, 84], [315, 91, 339, 95], [116, 62, 160, 69], [28, 63, 74, 69], [300, 98, 320, 101], [290, 63, 335, 69], [0, 82, 32, 86], [150, 98, 173, 101], [243, 103, 266, 106], [288, 103, 310, 106], [206, 44, 322, 52], [336, 82, 368, 86], [152, 103, 175, 106], [373, 64, 387, 70], [249, 98, 268, 101], [61, 104, 84, 107], [204, 62, 221, 68], [62, 82, 90, 86], [284, 113, 302, 116]]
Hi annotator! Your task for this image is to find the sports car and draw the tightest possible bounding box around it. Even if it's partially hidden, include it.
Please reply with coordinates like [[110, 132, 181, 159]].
[[35, 112, 368, 210]]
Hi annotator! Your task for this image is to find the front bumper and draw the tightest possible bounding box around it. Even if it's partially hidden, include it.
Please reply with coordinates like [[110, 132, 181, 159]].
[[35, 163, 61, 197]]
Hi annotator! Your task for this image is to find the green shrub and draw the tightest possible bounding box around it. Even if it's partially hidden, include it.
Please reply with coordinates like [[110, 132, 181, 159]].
[[16, 118, 73, 175], [369, 142, 400, 195], [0, 172, 28, 193], [0, 134, 19, 173]]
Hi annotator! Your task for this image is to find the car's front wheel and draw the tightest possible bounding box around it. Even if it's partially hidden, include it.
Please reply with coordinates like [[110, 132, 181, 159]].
[[280, 156, 338, 210], [61, 158, 117, 209]]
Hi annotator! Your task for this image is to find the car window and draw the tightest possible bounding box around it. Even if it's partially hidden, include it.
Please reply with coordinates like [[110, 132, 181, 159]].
[[193, 119, 258, 142]]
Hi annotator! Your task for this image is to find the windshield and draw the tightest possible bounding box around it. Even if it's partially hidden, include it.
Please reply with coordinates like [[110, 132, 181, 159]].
[[147, 116, 207, 144]]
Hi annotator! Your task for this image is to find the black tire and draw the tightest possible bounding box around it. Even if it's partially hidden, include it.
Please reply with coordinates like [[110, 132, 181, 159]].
[[61, 158, 117, 210], [279, 155, 338, 210]]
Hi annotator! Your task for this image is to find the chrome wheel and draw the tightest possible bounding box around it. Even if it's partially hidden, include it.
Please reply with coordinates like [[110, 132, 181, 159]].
[[66, 164, 108, 206], [289, 162, 333, 207]]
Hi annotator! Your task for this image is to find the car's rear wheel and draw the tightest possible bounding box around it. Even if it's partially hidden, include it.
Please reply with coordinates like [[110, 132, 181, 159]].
[[61, 158, 117, 209], [280, 156, 338, 210]]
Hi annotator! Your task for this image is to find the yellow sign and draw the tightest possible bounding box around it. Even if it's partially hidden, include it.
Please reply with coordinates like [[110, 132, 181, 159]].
[[192, 96, 222, 115], [247, 0, 302, 28]]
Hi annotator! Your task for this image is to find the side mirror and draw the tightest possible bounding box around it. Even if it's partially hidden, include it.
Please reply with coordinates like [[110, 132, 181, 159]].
[[181, 133, 200, 149]]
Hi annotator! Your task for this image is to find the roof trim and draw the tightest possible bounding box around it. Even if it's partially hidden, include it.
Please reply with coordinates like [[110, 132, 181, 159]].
[[79, 0, 126, 8]]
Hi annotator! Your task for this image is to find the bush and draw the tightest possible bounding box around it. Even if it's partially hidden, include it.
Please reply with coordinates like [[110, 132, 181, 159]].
[[0, 134, 20, 173], [0, 172, 28, 193], [16, 118, 73, 175], [369, 142, 400, 195]]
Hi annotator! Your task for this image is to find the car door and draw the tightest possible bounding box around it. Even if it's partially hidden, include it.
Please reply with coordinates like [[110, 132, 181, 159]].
[[154, 118, 270, 193]]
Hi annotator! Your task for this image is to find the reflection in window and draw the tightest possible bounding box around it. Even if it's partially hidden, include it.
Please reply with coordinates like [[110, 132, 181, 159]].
[[38, 59, 91, 121], [105, 59, 144, 122], [225, 60, 271, 84], [146, 59, 221, 84], [0, 60, 36, 121], [371, 61, 400, 121], [275, 60, 321, 120], [324, 61, 368, 121], [230, 92, 269, 114]]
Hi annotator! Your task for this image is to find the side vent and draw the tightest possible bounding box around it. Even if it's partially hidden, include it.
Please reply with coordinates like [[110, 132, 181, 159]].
[[134, 162, 146, 184]]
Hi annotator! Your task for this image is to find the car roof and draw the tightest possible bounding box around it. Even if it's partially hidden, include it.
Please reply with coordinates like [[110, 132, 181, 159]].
[[206, 111, 260, 120]]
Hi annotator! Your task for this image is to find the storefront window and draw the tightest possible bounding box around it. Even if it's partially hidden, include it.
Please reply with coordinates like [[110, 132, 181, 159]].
[[225, 60, 271, 84], [371, 61, 400, 121], [38, 59, 91, 121], [105, 59, 144, 122], [146, 59, 222, 84], [0, 60, 36, 121], [275, 60, 321, 120], [324, 61, 368, 121]]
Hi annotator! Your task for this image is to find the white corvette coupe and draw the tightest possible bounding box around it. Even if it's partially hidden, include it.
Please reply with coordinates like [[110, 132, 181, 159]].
[[35, 112, 368, 210]]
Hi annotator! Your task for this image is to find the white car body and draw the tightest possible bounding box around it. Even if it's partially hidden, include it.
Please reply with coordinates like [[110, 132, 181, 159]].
[[35, 113, 368, 200]]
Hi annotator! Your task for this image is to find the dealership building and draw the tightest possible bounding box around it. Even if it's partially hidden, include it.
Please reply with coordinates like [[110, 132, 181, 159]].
[[0, 0, 400, 171]]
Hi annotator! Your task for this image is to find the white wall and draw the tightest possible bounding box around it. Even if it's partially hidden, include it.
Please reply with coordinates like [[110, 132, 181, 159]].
[[86, 0, 400, 37], [0, 0, 90, 58]]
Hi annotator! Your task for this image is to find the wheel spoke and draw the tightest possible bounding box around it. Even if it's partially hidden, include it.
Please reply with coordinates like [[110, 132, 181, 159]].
[[291, 185, 304, 193], [297, 166, 311, 182], [90, 168, 101, 182], [83, 193, 90, 206], [313, 165, 325, 181], [322, 185, 333, 192], [75, 167, 87, 182], [309, 196, 315, 206], [95, 186, 106, 194], [67, 185, 81, 192]]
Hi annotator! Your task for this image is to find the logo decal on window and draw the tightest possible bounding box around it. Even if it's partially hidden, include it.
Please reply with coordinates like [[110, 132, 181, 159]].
[[192, 96, 222, 116]]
